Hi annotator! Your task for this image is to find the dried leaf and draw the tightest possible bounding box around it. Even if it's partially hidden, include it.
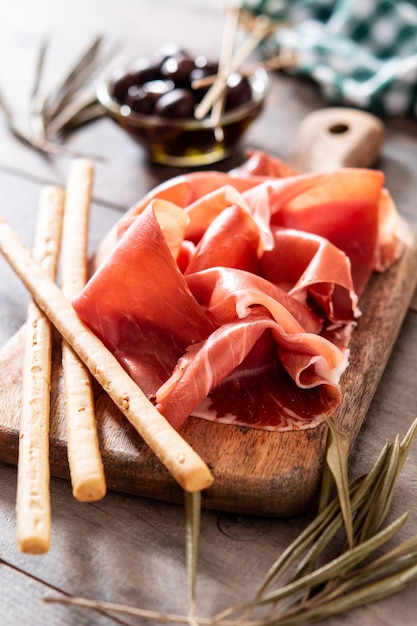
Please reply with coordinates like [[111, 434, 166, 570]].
[[359, 437, 400, 541], [42, 36, 103, 122], [45, 91, 104, 137], [254, 498, 340, 598], [42, 36, 121, 125], [325, 417, 353, 548], [184, 490, 201, 619], [317, 452, 334, 513], [249, 512, 409, 610], [400, 416, 417, 465], [326, 544, 417, 599], [29, 39, 49, 144], [253, 563, 417, 626]]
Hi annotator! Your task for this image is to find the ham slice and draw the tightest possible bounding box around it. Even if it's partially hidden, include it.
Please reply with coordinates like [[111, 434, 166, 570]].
[[74, 204, 213, 396], [74, 154, 403, 432], [265, 168, 385, 296], [230, 149, 299, 178], [261, 229, 358, 325], [185, 266, 322, 334], [184, 205, 262, 275], [155, 310, 346, 430]]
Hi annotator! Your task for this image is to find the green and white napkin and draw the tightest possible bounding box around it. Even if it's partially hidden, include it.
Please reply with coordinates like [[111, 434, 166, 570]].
[[241, 0, 417, 117]]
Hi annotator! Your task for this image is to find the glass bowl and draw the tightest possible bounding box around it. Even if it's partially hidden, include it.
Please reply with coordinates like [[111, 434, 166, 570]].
[[97, 67, 269, 167]]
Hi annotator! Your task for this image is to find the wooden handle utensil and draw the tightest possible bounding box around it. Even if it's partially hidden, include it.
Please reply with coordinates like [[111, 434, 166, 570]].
[[292, 108, 385, 173]]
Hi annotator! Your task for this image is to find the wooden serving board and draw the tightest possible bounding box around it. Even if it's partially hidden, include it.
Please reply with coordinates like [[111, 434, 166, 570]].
[[0, 221, 416, 516]]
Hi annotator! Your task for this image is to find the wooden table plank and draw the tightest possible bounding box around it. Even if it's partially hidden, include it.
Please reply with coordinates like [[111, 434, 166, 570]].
[[0, 558, 126, 625]]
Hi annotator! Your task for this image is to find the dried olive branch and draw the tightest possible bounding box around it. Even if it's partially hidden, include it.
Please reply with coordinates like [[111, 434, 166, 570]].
[[210, 417, 417, 624], [44, 416, 417, 626], [42, 35, 122, 133], [0, 35, 118, 159], [45, 91, 104, 139], [252, 435, 391, 600], [224, 512, 409, 614]]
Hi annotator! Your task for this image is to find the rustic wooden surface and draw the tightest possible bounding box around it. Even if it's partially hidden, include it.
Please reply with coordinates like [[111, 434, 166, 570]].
[[0, 1, 416, 624]]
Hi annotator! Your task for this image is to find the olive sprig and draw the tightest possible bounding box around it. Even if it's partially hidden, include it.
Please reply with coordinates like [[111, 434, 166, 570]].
[[0, 35, 116, 159], [44, 416, 417, 625]]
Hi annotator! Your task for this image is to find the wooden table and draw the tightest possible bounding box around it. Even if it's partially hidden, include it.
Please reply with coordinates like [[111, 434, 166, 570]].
[[1, 1, 416, 624]]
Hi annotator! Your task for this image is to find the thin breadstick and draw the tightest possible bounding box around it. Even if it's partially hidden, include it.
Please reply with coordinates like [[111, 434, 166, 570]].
[[0, 214, 214, 493], [16, 185, 65, 554], [61, 159, 106, 502]]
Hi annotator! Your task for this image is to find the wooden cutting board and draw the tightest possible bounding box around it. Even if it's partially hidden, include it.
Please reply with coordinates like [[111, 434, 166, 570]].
[[1, 109, 416, 516], [0, 220, 415, 516]]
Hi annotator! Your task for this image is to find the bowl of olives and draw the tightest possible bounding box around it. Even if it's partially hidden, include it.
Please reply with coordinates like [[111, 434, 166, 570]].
[[97, 44, 269, 167]]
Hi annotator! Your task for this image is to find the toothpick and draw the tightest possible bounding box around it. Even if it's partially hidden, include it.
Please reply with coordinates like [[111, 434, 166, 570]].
[[211, 3, 241, 142], [191, 50, 297, 90], [194, 14, 272, 121]]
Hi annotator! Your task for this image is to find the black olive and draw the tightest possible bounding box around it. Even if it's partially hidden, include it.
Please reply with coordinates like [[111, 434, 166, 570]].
[[109, 46, 255, 119], [153, 88, 195, 118], [126, 57, 161, 86], [143, 79, 175, 99], [125, 79, 175, 114], [125, 85, 152, 114], [225, 73, 253, 111], [160, 55, 196, 88], [189, 59, 219, 102], [109, 68, 138, 102]]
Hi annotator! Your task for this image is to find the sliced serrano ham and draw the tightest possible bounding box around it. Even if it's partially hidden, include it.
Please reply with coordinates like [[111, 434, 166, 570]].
[[75, 153, 403, 432], [185, 267, 322, 334], [74, 204, 213, 395], [266, 168, 385, 295], [229, 149, 299, 178], [184, 205, 262, 275], [155, 310, 346, 430], [261, 229, 359, 323]]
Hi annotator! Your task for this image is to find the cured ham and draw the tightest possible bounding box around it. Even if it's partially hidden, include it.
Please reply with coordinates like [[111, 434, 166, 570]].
[[75, 202, 214, 397], [73, 152, 403, 432]]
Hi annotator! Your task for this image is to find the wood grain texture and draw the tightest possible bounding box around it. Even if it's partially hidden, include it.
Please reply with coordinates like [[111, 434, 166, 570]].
[[0, 226, 416, 517]]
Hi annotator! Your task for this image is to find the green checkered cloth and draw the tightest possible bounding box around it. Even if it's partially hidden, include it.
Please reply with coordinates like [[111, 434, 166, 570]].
[[241, 0, 417, 117]]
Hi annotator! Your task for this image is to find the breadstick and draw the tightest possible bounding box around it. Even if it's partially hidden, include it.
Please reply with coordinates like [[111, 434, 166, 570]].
[[61, 159, 106, 502], [16, 185, 65, 554], [0, 214, 214, 493]]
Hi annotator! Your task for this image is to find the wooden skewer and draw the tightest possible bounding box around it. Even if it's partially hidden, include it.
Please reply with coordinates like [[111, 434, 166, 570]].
[[0, 214, 214, 494], [194, 14, 271, 121], [16, 185, 65, 554], [61, 159, 106, 502], [211, 3, 241, 142], [191, 50, 297, 90]]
